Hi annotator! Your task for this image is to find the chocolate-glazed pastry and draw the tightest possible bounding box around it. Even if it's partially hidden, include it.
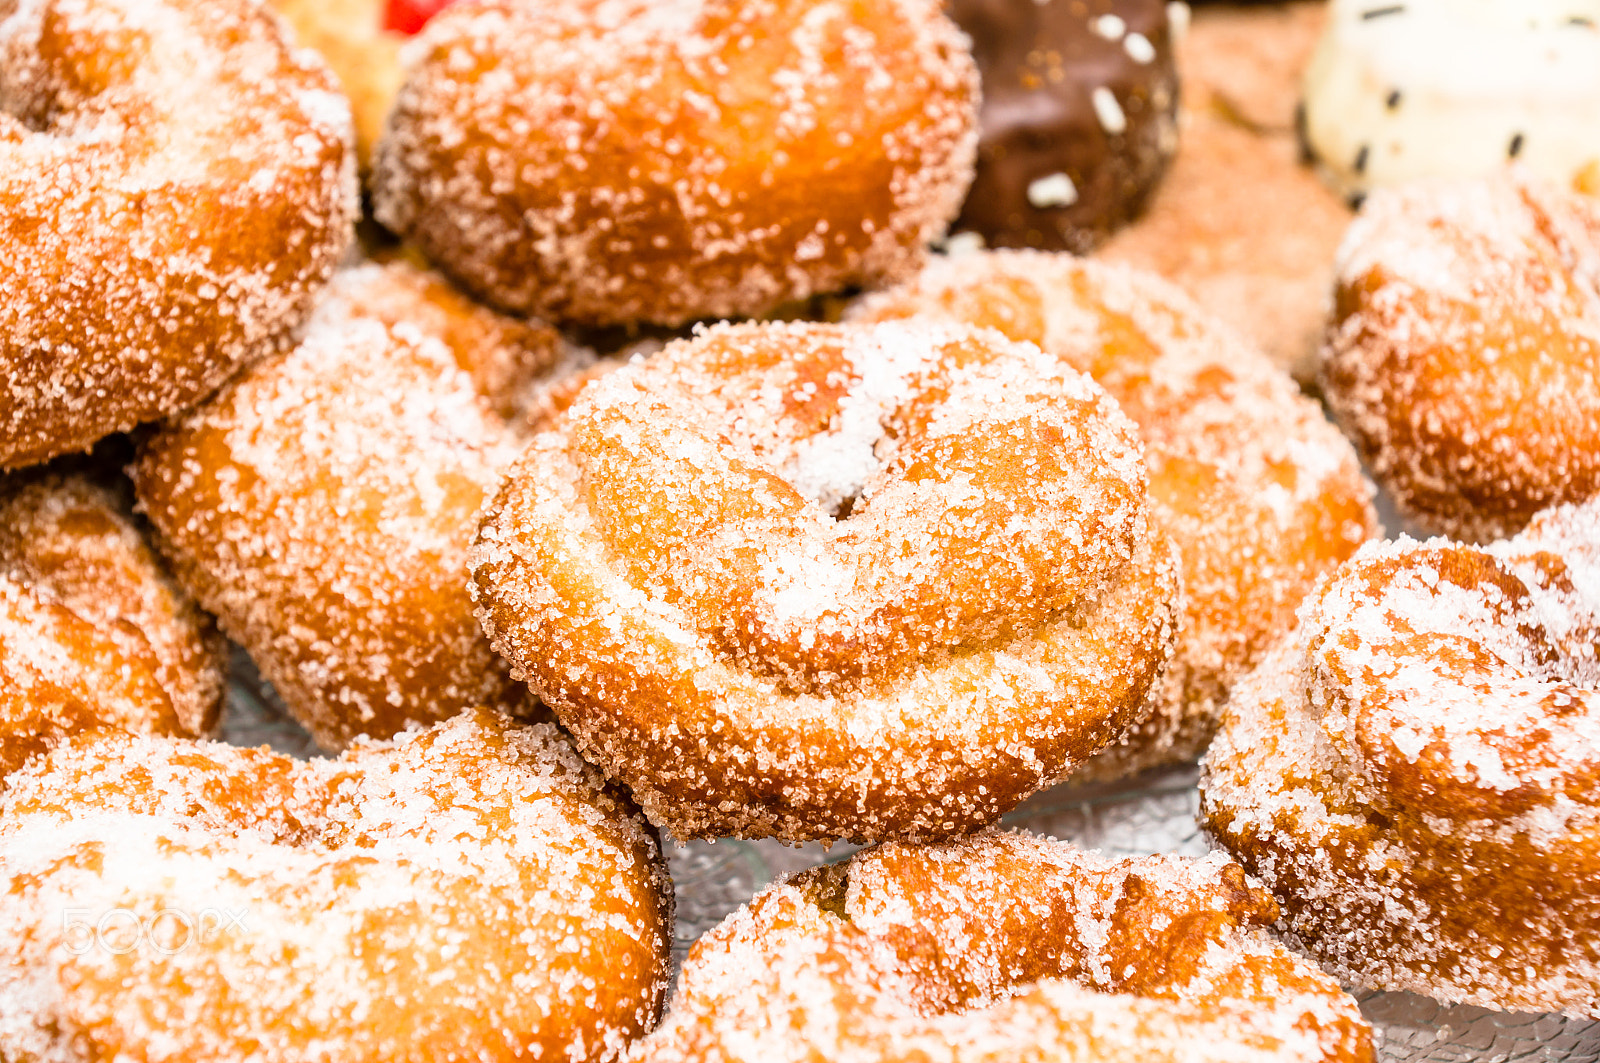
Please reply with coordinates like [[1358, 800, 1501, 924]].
[[949, 0, 1180, 253]]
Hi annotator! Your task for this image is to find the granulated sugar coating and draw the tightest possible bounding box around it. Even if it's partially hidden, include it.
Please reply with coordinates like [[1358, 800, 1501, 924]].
[[1201, 496, 1600, 1016], [0, 709, 674, 1063], [0, 0, 357, 471], [0, 472, 224, 780], [632, 831, 1373, 1062], [133, 260, 579, 750], [372, 0, 978, 326], [854, 251, 1377, 779], [471, 320, 1182, 844], [1323, 170, 1600, 542]]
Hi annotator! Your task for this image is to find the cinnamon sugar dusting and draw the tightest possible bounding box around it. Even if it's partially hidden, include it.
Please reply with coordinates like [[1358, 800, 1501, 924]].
[[0, 709, 673, 1063], [635, 832, 1372, 1062], [471, 320, 1182, 843], [0, 0, 357, 469], [1203, 496, 1600, 1016], [372, 0, 978, 325]]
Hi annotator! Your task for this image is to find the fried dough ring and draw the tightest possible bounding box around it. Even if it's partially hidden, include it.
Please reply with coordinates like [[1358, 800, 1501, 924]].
[[471, 320, 1181, 843], [0, 0, 355, 470], [372, 0, 977, 326], [854, 251, 1377, 777], [0, 709, 672, 1063], [0, 472, 224, 779], [633, 831, 1373, 1063], [1323, 171, 1600, 541], [1202, 497, 1600, 1015], [133, 260, 575, 749]]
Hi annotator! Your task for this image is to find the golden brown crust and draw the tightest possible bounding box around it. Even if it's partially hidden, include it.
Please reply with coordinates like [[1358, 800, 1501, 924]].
[[634, 832, 1373, 1063], [0, 472, 225, 780], [0, 0, 356, 470], [372, 0, 978, 326], [132, 260, 575, 750], [0, 709, 673, 1063], [1098, 1, 1352, 381], [269, 0, 403, 171], [1322, 171, 1600, 541], [471, 319, 1181, 843], [853, 251, 1377, 777], [1201, 498, 1600, 1015]]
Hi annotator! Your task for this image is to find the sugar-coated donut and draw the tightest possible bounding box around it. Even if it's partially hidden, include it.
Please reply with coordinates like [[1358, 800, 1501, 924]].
[[0, 709, 673, 1062], [471, 320, 1181, 843], [372, 0, 978, 326], [633, 831, 1373, 1063], [0, 0, 356, 471], [1323, 171, 1600, 542], [0, 472, 224, 780], [133, 259, 578, 750], [854, 251, 1377, 778], [948, 0, 1179, 253], [1202, 497, 1600, 1016], [1302, 0, 1600, 202]]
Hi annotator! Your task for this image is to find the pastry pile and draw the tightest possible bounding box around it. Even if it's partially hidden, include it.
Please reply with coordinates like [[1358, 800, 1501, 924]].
[[0, 0, 1595, 1059]]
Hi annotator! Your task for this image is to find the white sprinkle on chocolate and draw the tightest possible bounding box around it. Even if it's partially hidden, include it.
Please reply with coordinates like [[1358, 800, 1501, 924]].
[[1091, 87, 1128, 135], [1124, 32, 1156, 64], [1027, 172, 1080, 208], [942, 230, 988, 257], [1092, 14, 1127, 40]]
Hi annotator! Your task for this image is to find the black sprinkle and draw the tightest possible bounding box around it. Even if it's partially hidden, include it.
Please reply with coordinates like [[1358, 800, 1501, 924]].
[[1354, 144, 1370, 175], [1385, 89, 1403, 111], [1361, 5, 1406, 19], [1294, 101, 1314, 164], [1509, 132, 1525, 158], [1348, 192, 1367, 211]]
